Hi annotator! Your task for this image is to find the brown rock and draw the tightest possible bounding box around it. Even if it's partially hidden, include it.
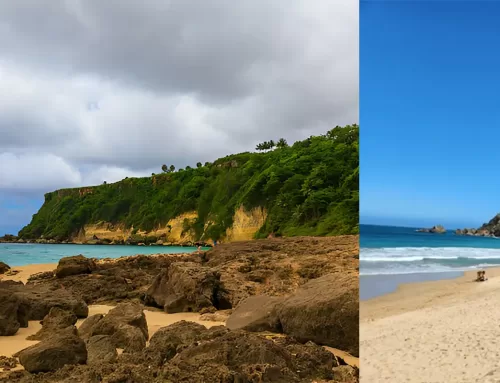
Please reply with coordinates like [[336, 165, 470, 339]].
[[226, 295, 282, 332], [145, 321, 208, 365], [165, 330, 305, 382], [332, 365, 359, 382], [0, 290, 22, 336], [86, 335, 118, 364], [78, 313, 104, 340], [144, 262, 231, 313], [17, 334, 87, 373], [12, 283, 89, 320], [89, 302, 148, 352], [277, 273, 359, 356], [0, 355, 17, 370], [0, 261, 10, 274], [199, 311, 230, 322], [27, 307, 78, 341], [55, 255, 96, 278]]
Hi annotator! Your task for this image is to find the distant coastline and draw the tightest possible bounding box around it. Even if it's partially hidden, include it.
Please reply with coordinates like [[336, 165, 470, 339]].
[[0, 234, 213, 248]]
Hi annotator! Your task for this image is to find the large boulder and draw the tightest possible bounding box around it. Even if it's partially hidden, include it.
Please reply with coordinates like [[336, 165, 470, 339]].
[[163, 330, 334, 382], [277, 273, 359, 356], [0, 290, 22, 335], [145, 321, 208, 365], [55, 255, 96, 278], [13, 284, 89, 320], [27, 307, 78, 341], [17, 334, 87, 373], [78, 313, 104, 340], [0, 261, 10, 274], [88, 302, 148, 352], [86, 335, 118, 364], [144, 262, 231, 313], [226, 295, 282, 332]]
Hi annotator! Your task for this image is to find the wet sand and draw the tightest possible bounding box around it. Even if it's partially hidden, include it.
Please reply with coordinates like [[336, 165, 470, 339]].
[[360, 271, 463, 300], [361, 267, 500, 382]]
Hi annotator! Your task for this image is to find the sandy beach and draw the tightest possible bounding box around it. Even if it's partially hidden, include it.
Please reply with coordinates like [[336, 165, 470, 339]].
[[361, 267, 500, 382]]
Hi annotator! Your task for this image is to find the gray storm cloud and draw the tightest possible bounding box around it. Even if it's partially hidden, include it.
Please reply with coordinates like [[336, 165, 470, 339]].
[[0, 0, 358, 193]]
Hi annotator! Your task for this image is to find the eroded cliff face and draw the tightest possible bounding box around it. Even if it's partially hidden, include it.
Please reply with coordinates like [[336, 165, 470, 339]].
[[225, 206, 267, 242], [74, 206, 267, 245]]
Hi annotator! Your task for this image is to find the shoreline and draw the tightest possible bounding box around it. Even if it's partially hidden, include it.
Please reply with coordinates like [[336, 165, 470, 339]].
[[360, 270, 464, 300], [361, 266, 500, 382], [0, 241, 212, 248]]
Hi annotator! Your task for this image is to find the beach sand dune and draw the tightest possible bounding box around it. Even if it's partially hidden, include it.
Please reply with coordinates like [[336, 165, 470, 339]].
[[361, 268, 500, 383]]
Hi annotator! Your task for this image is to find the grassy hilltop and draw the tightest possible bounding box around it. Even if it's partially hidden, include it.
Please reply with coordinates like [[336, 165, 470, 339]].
[[19, 125, 359, 242]]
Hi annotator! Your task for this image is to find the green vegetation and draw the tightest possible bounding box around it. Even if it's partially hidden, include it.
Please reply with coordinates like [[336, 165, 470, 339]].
[[19, 125, 359, 241]]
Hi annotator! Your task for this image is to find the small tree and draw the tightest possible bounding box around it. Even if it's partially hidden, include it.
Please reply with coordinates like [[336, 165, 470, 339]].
[[161, 164, 168, 173], [169, 165, 175, 173], [256, 142, 266, 151], [196, 162, 202, 168], [268, 139, 276, 149], [185, 166, 192, 171], [276, 138, 288, 148]]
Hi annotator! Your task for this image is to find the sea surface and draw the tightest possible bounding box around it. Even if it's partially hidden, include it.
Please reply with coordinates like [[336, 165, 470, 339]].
[[0, 243, 204, 266], [360, 224, 500, 299]]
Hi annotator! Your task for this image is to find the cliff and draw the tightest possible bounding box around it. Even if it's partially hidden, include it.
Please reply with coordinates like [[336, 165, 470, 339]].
[[19, 125, 359, 244], [456, 213, 500, 238]]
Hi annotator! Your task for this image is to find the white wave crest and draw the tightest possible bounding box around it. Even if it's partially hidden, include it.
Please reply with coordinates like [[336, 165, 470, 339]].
[[360, 247, 500, 262]]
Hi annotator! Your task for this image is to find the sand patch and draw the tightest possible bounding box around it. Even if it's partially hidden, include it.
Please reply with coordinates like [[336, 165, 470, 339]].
[[361, 267, 500, 382]]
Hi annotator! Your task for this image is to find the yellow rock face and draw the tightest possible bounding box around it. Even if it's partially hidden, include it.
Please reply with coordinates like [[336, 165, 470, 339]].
[[74, 206, 267, 244], [225, 206, 267, 242]]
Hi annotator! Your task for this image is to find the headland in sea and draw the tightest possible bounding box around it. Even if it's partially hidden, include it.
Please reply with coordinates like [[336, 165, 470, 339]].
[[0, 236, 360, 382], [360, 223, 500, 382]]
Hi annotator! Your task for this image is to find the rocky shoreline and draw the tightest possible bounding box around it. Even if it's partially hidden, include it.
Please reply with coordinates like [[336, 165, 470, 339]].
[[0, 234, 212, 248], [0, 236, 359, 382]]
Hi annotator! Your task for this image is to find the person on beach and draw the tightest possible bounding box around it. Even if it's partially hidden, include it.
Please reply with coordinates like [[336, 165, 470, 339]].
[[476, 270, 488, 282]]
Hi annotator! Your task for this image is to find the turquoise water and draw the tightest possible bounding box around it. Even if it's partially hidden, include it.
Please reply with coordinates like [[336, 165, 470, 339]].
[[0, 243, 202, 266], [360, 224, 500, 275]]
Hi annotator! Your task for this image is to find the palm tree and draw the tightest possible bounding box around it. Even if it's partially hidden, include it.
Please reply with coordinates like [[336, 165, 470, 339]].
[[161, 164, 168, 173], [169, 165, 175, 173], [276, 138, 288, 148]]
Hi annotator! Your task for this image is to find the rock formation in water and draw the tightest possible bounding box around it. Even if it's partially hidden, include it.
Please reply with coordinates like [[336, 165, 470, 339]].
[[416, 225, 446, 234]]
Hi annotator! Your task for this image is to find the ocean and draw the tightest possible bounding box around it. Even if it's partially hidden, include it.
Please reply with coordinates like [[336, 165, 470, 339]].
[[360, 224, 500, 299], [0, 243, 204, 267]]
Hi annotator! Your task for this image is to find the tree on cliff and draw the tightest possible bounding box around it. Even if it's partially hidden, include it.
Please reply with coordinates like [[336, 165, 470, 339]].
[[256, 140, 276, 151], [276, 138, 288, 148], [161, 164, 168, 173], [169, 165, 175, 173], [196, 162, 202, 168]]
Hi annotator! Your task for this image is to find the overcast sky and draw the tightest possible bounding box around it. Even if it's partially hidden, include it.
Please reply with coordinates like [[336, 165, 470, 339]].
[[0, 0, 358, 235]]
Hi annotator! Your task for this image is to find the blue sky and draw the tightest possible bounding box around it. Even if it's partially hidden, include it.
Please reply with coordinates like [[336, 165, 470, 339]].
[[360, 1, 500, 229]]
